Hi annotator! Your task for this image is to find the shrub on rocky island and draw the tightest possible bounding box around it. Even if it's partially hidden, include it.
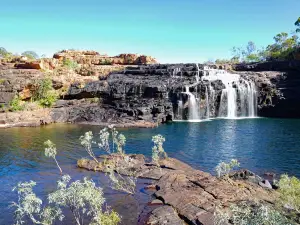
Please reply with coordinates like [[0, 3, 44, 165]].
[[215, 159, 240, 178], [214, 201, 292, 225], [11, 137, 121, 225]]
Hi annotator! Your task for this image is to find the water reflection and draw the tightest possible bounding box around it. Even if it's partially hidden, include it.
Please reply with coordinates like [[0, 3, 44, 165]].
[[1, 119, 300, 223]]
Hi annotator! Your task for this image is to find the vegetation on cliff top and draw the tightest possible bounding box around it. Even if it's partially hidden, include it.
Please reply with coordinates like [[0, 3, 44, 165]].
[[213, 17, 300, 64]]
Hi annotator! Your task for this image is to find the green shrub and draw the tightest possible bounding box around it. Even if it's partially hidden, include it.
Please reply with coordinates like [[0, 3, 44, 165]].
[[215, 159, 240, 178], [9, 95, 24, 112], [62, 58, 78, 70], [214, 202, 292, 225], [38, 90, 58, 108], [21, 51, 39, 60], [278, 174, 300, 214], [90, 97, 100, 103], [33, 78, 58, 108], [151, 134, 167, 165], [11, 176, 120, 225]]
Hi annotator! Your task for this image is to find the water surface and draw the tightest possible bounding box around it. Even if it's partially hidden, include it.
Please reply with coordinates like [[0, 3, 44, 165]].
[[1, 118, 300, 224]]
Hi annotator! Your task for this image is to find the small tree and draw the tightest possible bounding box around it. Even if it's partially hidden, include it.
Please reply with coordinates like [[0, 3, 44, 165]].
[[98, 128, 111, 154], [33, 78, 58, 108], [215, 159, 240, 178], [151, 134, 167, 165], [80, 131, 99, 163], [278, 174, 300, 213], [44, 140, 62, 174], [111, 128, 126, 155], [296, 17, 300, 33], [10, 181, 63, 225], [11, 176, 120, 225], [22, 51, 39, 60], [49, 175, 120, 225]]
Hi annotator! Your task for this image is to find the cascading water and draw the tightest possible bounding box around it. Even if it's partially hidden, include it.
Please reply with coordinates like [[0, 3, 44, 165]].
[[182, 86, 201, 121], [176, 65, 257, 121], [205, 86, 210, 118], [202, 67, 257, 119]]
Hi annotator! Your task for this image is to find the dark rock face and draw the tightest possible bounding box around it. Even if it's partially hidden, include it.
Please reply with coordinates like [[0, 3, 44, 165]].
[[0, 61, 298, 127], [57, 63, 284, 125], [234, 61, 300, 118]]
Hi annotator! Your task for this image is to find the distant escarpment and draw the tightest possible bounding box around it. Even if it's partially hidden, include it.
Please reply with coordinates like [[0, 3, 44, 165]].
[[0, 50, 298, 128]]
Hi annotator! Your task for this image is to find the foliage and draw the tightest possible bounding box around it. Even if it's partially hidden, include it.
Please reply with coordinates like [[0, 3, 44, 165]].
[[231, 41, 262, 63], [215, 159, 240, 178], [9, 95, 24, 112], [11, 181, 63, 225], [111, 128, 126, 155], [107, 164, 137, 195], [80, 131, 99, 163], [98, 128, 111, 154], [278, 174, 300, 213], [90, 97, 100, 104], [99, 59, 112, 65], [48, 175, 120, 225], [214, 202, 292, 225], [44, 140, 62, 174], [38, 90, 58, 108], [22, 51, 39, 60], [295, 17, 300, 33], [11, 176, 120, 225], [215, 57, 239, 64], [33, 78, 58, 108], [0, 47, 14, 60], [63, 58, 78, 70], [265, 32, 299, 61], [81, 128, 136, 194], [151, 134, 167, 165], [224, 17, 300, 63]]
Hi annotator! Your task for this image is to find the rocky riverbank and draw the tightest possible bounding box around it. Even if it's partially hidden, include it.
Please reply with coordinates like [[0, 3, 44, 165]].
[[77, 155, 278, 225], [1, 50, 299, 128]]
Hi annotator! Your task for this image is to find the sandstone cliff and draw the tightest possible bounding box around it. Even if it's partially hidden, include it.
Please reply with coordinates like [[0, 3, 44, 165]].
[[0, 50, 297, 127]]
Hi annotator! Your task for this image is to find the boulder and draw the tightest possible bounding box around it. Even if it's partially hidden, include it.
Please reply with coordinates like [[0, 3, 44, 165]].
[[146, 206, 185, 225]]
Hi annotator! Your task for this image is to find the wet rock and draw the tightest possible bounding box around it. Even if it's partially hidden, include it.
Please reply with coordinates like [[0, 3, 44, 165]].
[[146, 206, 185, 225]]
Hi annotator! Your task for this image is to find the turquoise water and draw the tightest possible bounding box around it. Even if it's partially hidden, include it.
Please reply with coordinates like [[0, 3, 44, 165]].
[[1, 118, 300, 224]]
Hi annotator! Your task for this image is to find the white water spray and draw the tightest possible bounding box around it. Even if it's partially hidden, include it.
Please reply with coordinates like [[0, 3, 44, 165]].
[[182, 86, 201, 120], [202, 67, 257, 119]]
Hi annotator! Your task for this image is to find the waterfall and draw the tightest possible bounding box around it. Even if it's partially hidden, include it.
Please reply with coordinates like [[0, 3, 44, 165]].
[[183, 86, 201, 120], [202, 68, 257, 119], [205, 86, 210, 118]]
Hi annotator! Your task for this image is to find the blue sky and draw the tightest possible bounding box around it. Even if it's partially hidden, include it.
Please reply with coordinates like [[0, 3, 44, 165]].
[[1, 0, 299, 63]]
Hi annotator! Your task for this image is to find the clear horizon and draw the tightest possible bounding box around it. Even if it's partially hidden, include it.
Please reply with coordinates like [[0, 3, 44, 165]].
[[1, 0, 299, 63]]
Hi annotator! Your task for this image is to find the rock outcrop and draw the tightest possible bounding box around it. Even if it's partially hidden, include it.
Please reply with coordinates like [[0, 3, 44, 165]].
[[1, 51, 299, 128], [234, 60, 300, 117], [78, 155, 277, 225], [53, 50, 157, 65]]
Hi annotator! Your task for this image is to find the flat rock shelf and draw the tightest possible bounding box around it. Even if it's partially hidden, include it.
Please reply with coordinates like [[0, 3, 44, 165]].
[[78, 154, 277, 225]]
